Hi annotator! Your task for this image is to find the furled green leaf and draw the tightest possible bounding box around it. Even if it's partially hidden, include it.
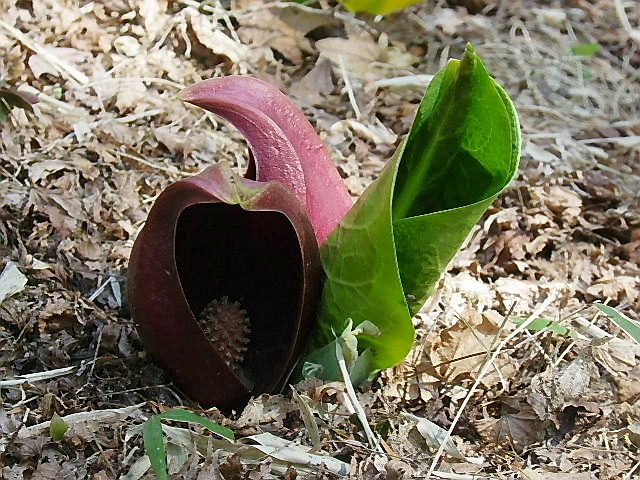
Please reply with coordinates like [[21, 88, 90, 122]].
[[143, 416, 168, 480], [311, 45, 521, 374], [158, 409, 235, 439], [596, 304, 640, 345], [341, 0, 423, 15], [303, 320, 378, 385]]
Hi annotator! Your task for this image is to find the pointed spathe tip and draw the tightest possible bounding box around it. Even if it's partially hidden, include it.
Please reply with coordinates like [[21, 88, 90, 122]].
[[178, 82, 204, 106]]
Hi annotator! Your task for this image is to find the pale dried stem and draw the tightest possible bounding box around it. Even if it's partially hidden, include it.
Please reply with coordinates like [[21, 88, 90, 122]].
[[0, 366, 76, 387], [335, 343, 384, 455], [0, 19, 88, 85], [623, 459, 640, 480], [338, 55, 362, 119], [614, 0, 640, 45]]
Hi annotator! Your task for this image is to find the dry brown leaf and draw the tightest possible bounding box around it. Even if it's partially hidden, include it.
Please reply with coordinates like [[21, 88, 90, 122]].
[[316, 29, 414, 77], [234, 394, 297, 430], [27, 47, 93, 80], [153, 125, 194, 156], [591, 337, 639, 377], [429, 307, 515, 386], [493, 277, 539, 313], [586, 275, 639, 301], [289, 58, 335, 107], [473, 399, 544, 451], [236, 3, 329, 65], [529, 355, 600, 418], [0, 261, 27, 306], [189, 9, 251, 73], [554, 356, 599, 405], [615, 366, 640, 403]]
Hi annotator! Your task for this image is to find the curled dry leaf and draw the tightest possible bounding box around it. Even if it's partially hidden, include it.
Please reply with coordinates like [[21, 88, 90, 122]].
[[0, 261, 28, 305]]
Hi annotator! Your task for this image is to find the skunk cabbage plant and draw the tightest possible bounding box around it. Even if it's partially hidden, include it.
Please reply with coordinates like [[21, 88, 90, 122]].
[[128, 45, 521, 408]]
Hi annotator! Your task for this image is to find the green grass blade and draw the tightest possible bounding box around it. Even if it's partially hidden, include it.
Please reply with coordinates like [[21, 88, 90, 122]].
[[143, 416, 168, 480], [158, 409, 235, 439], [571, 42, 600, 56], [511, 317, 575, 336], [596, 304, 640, 344]]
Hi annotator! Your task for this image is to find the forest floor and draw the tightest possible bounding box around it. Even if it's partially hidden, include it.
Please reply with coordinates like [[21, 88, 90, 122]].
[[1, 0, 639, 479]]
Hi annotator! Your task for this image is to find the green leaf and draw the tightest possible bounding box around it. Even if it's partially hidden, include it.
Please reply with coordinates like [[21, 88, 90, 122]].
[[341, 0, 424, 15], [511, 316, 575, 336], [312, 45, 521, 374], [596, 304, 640, 345], [0, 103, 9, 124], [158, 409, 235, 439], [0, 82, 38, 124], [303, 320, 378, 385], [143, 416, 168, 480], [571, 42, 600, 56], [49, 413, 68, 441]]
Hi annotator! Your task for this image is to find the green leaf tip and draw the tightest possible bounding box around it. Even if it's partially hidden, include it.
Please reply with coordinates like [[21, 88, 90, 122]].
[[341, 0, 425, 15], [49, 413, 68, 441], [310, 46, 521, 378], [158, 408, 235, 439], [143, 416, 168, 480], [596, 303, 640, 345], [571, 42, 600, 57]]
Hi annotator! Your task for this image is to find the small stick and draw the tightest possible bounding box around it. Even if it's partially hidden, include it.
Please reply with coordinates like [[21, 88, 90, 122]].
[[338, 55, 361, 119], [335, 342, 384, 454]]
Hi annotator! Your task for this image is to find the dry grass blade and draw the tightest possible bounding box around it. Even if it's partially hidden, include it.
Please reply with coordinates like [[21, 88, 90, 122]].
[[0, 20, 88, 85], [614, 0, 640, 44], [0, 366, 76, 387], [335, 342, 384, 455], [291, 387, 321, 448]]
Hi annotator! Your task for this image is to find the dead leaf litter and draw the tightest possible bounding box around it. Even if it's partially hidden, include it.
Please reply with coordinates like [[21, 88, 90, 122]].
[[1, 0, 639, 478]]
